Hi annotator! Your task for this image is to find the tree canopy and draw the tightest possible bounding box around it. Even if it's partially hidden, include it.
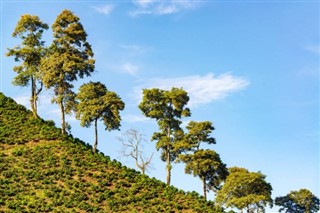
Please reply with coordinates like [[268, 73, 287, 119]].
[[177, 121, 216, 152], [6, 14, 48, 118], [176, 121, 227, 200], [139, 87, 190, 185], [76, 81, 124, 153], [179, 149, 228, 200], [275, 189, 320, 213], [216, 167, 273, 212], [41, 9, 95, 134]]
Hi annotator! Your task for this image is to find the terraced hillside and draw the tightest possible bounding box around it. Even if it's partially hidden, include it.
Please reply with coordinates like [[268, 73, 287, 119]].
[[0, 93, 224, 212]]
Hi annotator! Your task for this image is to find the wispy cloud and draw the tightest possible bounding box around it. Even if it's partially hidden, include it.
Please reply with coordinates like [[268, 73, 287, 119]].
[[115, 45, 152, 76], [122, 63, 139, 76], [92, 4, 115, 15], [120, 44, 152, 55], [304, 45, 320, 54], [133, 0, 156, 8], [122, 114, 151, 123], [135, 73, 249, 108], [130, 0, 201, 16]]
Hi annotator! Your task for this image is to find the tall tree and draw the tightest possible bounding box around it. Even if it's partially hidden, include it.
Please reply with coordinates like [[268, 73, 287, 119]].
[[139, 87, 191, 185], [41, 9, 95, 134], [118, 129, 153, 174], [76, 82, 124, 153], [275, 189, 320, 213], [216, 167, 273, 213], [6, 14, 48, 118], [179, 149, 228, 200], [177, 121, 227, 200]]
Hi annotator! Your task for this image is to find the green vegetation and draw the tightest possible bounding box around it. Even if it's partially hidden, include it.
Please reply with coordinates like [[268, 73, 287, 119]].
[[76, 81, 125, 153], [177, 121, 228, 200], [4, 10, 318, 213], [275, 189, 320, 213], [139, 87, 191, 185], [0, 93, 61, 144], [179, 149, 228, 201], [0, 92, 224, 212], [41, 9, 95, 135], [216, 167, 273, 212], [6, 14, 48, 118]]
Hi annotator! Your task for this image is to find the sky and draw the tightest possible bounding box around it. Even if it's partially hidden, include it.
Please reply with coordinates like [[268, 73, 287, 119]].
[[0, 0, 319, 212]]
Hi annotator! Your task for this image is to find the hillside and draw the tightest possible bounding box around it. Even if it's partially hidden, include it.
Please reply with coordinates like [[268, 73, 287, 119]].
[[0, 92, 224, 213]]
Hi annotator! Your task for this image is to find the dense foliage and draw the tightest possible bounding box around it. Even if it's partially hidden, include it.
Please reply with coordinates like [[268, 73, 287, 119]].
[[216, 167, 273, 212], [0, 92, 224, 212], [0, 92, 61, 144], [6, 14, 48, 118], [76, 81, 125, 153], [275, 189, 320, 213], [177, 121, 228, 200], [41, 9, 95, 134], [139, 87, 191, 185], [179, 149, 228, 200]]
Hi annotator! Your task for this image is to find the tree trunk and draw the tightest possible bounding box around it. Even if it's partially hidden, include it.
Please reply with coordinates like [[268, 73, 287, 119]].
[[30, 78, 38, 118], [136, 161, 145, 175], [93, 118, 98, 153], [166, 127, 171, 185], [202, 177, 207, 200], [166, 147, 171, 185], [59, 99, 66, 135]]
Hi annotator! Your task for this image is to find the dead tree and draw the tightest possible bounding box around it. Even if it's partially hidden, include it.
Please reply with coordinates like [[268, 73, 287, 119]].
[[118, 129, 153, 174]]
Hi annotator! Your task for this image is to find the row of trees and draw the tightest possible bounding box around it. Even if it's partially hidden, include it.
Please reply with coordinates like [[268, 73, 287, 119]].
[[7, 10, 125, 152], [128, 87, 319, 212], [137, 87, 271, 211], [138, 88, 228, 199], [7, 10, 319, 213]]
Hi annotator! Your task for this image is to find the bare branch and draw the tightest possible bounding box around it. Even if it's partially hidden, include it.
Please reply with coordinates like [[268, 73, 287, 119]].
[[118, 128, 153, 174]]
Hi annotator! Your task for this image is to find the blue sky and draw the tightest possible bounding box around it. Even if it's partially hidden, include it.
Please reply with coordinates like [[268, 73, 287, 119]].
[[1, 0, 319, 211]]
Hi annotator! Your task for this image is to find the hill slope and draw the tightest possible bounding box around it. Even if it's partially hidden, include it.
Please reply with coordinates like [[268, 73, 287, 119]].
[[0, 93, 224, 213]]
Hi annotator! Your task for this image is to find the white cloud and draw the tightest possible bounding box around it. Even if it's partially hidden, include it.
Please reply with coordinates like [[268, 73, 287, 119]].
[[135, 73, 249, 108], [130, 0, 201, 16], [120, 44, 151, 55], [133, 0, 156, 8], [304, 45, 320, 54], [155, 4, 178, 15], [122, 114, 151, 123], [122, 63, 139, 76], [92, 4, 114, 15]]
